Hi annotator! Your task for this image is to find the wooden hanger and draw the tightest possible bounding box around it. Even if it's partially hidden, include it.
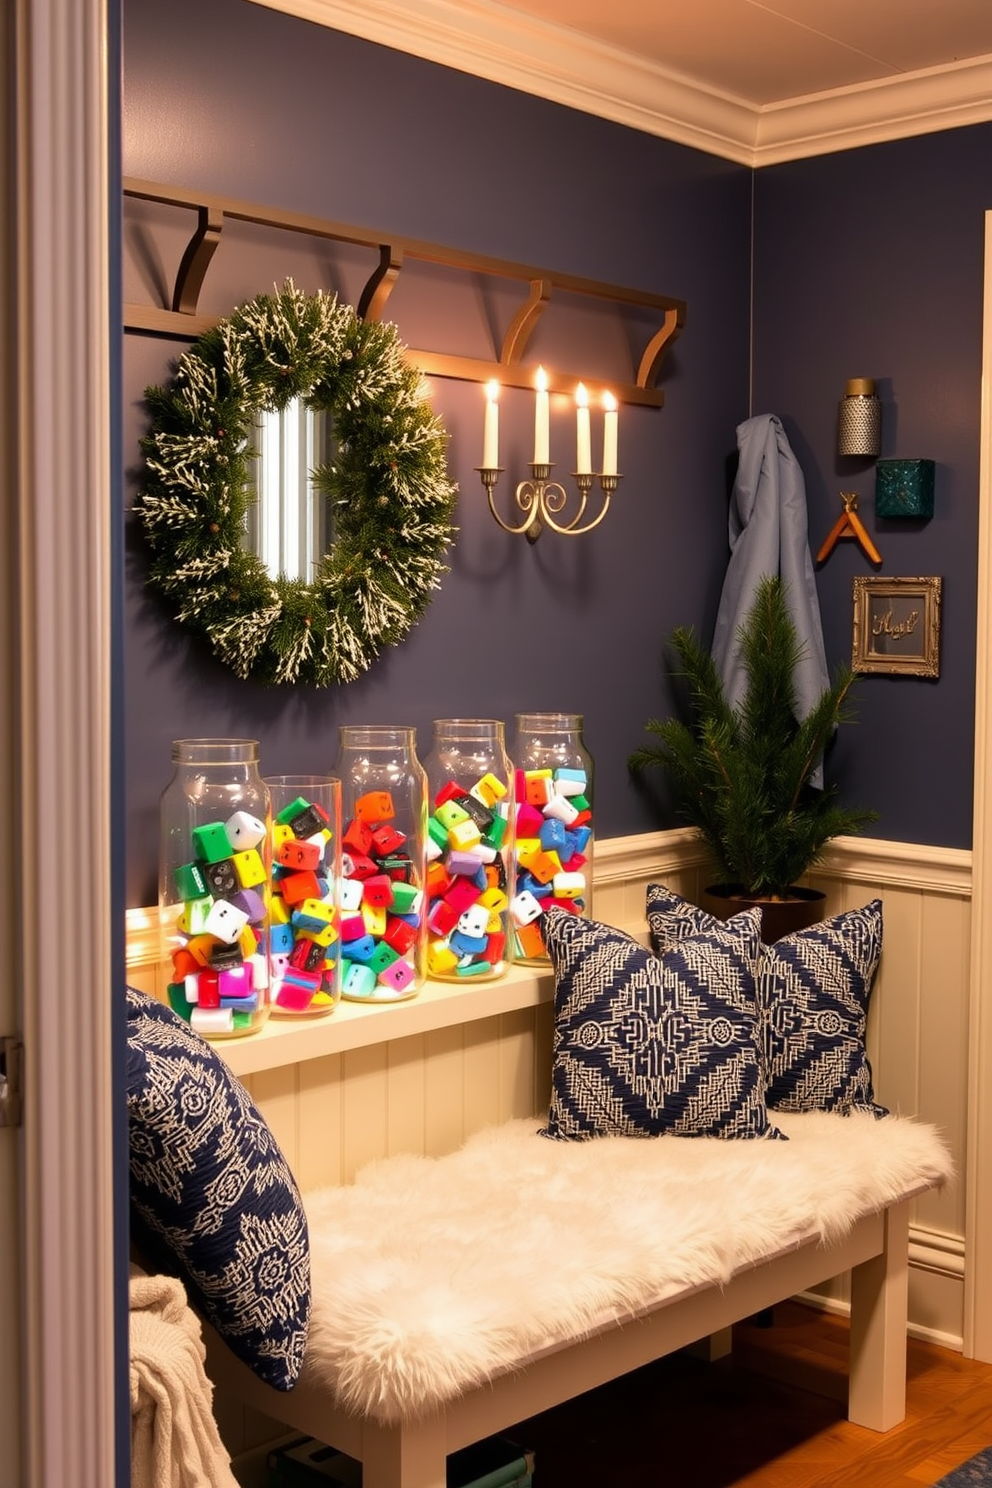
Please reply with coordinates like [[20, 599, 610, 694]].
[[816, 491, 882, 566]]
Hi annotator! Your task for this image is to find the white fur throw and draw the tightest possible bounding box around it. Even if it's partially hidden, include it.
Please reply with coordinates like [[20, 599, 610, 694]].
[[302, 1112, 952, 1423]]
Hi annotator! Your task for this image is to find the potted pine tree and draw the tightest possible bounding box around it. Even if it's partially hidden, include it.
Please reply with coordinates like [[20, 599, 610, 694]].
[[629, 574, 877, 941]]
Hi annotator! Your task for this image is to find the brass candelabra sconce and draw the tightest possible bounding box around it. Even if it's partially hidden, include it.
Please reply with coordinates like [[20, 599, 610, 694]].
[[478, 369, 621, 543]]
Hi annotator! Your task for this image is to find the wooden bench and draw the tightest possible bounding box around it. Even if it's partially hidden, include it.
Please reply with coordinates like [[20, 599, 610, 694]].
[[204, 1108, 951, 1488]]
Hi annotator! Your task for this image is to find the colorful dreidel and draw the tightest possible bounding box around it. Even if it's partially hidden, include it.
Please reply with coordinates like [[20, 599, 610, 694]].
[[204, 899, 250, 945], [457, 904, 490, 939], [190, 1006, 235, 1036], [191, 820, 235, 863], [276, 836, 322, 872], [202, 858, 239, 897], [362, 874, 394, 908], [384, 915, 418, 955], [233, 848, 267, 888], [355, 790, 394, 824], [173, 861, 208, 901], [176, 896, 213, 936], [226, 810, 267, 851], [510, 890, 544, 926], [370, 823, 406, 856], [427, 941, 459, 976], [378, 957, 415, 993], [471, 772, 507, 808], [343, 961, 378, 998]]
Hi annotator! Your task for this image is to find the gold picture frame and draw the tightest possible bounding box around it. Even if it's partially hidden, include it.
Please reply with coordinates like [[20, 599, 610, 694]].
[[852, 576, 941, 677]]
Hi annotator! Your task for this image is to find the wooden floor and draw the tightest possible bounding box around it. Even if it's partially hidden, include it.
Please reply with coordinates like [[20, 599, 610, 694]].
[[511, 1302, 992, 1488]]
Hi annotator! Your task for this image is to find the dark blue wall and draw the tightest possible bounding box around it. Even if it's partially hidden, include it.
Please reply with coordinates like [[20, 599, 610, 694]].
[[753, 126, 990, 849], [122, 0, 751, 906], [122, 0, 989, 907]]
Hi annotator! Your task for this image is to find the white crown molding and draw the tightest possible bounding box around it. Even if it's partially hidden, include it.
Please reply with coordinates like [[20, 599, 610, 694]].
[[248, 0, 992, 165], [754, 53, 992, 167], [247, 0, 761, 164]]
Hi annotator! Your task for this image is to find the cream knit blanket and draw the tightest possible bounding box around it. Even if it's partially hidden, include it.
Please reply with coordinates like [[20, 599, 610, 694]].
[[129, 1268, 239, 1488]]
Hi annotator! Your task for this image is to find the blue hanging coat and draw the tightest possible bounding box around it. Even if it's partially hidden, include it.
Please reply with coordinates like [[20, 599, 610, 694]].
[[710, 413, 830, 784]]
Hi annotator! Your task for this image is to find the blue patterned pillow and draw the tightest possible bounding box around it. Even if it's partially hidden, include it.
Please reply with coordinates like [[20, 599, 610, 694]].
[[125, 988, 311, 1389], [757, 900, 886, 1116], [645, 883, 725, 951], [646, 886, 887, 1117], [540, 907, 784, 1141]]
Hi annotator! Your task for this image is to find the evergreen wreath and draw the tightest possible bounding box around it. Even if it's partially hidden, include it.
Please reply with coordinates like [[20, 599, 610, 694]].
[[136, 280, 458, 686]]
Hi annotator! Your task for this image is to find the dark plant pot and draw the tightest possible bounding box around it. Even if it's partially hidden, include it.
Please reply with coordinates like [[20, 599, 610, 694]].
[[702, 883, 827, 945]]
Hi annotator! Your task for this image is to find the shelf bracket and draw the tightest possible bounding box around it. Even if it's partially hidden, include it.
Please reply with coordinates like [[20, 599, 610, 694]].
[[500, 277, 551, 367], [636, 304, 686, 389], [171, 203, 224, 316], [359, 244, 404, 323]]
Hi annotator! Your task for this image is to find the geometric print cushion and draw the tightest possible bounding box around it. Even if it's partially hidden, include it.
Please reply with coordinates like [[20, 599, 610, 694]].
[[756, 900, 887, 1117], [645, 881, 736, 952], [540, 907, 785, 1141], [125, 987, 311, 1389]]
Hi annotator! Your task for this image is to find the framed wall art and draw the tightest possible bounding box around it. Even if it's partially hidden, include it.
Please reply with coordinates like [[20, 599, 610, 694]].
[[852, 576, 941, 678]]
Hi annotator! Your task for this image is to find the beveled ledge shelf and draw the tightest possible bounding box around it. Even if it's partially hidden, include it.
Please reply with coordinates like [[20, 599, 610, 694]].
[[214, 959, 557, 1079], [123, 175, 686, 408]]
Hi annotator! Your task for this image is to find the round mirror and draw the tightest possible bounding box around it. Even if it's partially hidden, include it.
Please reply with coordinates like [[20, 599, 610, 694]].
[[136, 282, 457, 687]]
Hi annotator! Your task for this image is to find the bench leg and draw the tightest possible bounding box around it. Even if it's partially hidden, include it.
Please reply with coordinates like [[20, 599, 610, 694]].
[[848, 1200, 910, 1431], [361, 1416, 448, 1488], [686, 1326, 734, 1362]]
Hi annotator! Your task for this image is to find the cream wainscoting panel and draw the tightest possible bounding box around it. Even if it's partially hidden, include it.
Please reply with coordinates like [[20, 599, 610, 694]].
[[125, 828, 971, 1357], [806, 840, 970, 1348], [235, 1012, 555, 1190]]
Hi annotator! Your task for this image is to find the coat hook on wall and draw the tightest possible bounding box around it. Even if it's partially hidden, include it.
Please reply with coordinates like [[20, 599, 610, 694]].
[[817, 491, 882, 567]]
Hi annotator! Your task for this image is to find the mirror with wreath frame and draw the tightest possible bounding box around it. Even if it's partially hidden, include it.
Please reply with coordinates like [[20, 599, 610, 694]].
[[136, 281, 458, 687]]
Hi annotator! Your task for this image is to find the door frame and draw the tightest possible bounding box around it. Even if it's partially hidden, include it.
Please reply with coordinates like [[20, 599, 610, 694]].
[[9, 0, 119, 1481], [965, 211, 992, 1361], [5, 22, 990, 1488]]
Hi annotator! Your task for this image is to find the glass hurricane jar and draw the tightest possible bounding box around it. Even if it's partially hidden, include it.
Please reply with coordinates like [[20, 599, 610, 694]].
[[333, 726, 428, 1001], [265, 775, 343, 1017], [509, 713, 594, 965], [422, 719, 515, 982], [159, 739, 271, 1039]]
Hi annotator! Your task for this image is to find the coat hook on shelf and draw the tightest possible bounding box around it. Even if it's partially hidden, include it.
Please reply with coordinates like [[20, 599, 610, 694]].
[[816, 492, 882, 567]]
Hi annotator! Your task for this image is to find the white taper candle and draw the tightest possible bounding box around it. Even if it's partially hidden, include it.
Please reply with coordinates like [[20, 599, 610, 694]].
[[534, 366, 550, 465], [602, 391, 618, 476], [575, 383, 591, 474], [483, 380, 500, 468]]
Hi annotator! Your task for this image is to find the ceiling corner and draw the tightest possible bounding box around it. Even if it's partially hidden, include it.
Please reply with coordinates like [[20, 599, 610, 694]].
[[247, 0, 992, 167]]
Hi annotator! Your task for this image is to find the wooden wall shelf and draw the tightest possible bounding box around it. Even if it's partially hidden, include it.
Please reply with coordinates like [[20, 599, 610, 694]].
[[122, 176, 686, 408]]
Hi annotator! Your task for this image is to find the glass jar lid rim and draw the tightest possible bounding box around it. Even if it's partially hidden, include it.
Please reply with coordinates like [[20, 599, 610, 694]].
[[171, 737, 260, 759], [514, 712, 584, 728], [263, 773, 340, 786], [432, 717, 505, 729], [338, 724, 418, 742]]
